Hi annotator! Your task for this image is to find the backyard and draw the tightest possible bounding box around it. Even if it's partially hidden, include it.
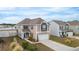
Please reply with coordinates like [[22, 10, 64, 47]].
[[50, 35, 79, 47]]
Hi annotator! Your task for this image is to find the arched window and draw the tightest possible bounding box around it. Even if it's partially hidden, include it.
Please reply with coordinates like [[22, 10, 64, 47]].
[[41, 23, 47, 31], [65, 24, 69, 30]]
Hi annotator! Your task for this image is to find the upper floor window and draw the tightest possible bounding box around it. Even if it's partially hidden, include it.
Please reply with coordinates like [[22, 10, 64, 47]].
[[65, 24, 69, 30], [60, 26, 63, 30], [31, 26, 33, 29], [41, 23, 47, 31], [23, 25, 28, 29]]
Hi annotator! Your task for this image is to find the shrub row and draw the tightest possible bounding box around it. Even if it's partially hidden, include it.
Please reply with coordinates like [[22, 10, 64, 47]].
[[21, 40, 38, 51]]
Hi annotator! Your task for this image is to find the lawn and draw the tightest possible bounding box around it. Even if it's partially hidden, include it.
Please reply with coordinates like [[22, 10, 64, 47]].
[[15, 36, 54, 51], [50, 35, 79, 47], [74, 33, 79, 36], [35, 43, 54, 51]]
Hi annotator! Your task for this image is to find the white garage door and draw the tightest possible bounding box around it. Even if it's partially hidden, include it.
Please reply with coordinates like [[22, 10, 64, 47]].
[[67, 32, 73, 37], [38, 34, 49, 40]]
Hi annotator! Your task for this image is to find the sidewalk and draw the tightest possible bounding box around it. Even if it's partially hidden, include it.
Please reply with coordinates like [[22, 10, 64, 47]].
[[39, 40, 76, 51]]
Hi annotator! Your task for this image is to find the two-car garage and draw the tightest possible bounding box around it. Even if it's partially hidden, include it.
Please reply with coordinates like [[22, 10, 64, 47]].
[[38, 34, 49, 41]]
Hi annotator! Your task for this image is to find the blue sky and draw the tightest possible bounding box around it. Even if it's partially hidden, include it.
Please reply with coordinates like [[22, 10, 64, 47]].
[[0, 7, 79, 24]]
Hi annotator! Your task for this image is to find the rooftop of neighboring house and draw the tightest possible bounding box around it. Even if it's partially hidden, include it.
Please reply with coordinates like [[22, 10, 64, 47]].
[[17, 18, 45, 25], [53, 20, 67, 25], [67, 20, 79, 26], [61, 29, 73, 32], [0, 27, 16, 31]]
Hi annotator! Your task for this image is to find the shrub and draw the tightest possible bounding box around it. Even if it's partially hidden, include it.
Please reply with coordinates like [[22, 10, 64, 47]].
[[9, 42, 16, 50], [27, 44, 37, 51], [9, 41, 23, 51], [65, 39, 72, 44], [28, 35, 33, 40], [21, 41, 29, 49], [12, 45, 23, 51], [28, 35, 36, 42]]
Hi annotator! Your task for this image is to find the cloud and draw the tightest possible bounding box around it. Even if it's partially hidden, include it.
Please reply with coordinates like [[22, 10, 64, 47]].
[[41, 7, 70, 12], [0, 7, 79, 23], [64, 14, 79, 20], [0, 16, 24, 24], [0, 7, 16, 10]]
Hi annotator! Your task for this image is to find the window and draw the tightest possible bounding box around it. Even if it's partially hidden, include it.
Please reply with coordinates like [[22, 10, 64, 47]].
[[77, 26, 79, 30], [31, 26, 33, 29], [42, 25, 46, 28], [65, 24, 69, 30], [23, 25, 28, 29], [60, 26, 63, 30], [41, 23, 47, 31], [24, 33, 29, 38]]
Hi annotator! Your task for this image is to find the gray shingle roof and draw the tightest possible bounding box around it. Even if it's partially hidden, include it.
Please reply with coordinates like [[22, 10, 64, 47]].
[[17, 18, 31, 25], [53, 20, 66, 25], [17, 18, 44, 25], [67, 21, 79, 26]]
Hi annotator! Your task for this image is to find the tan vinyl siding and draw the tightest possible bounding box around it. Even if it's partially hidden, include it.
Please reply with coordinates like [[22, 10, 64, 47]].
[[37, 25, 41, 32]]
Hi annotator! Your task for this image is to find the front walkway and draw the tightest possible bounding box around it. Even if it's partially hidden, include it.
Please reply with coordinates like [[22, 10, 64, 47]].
[[39, 40, 76, 51]]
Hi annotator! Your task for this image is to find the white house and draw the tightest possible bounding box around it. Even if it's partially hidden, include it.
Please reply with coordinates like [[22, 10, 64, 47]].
[[15, 18, 49, 41], [0, 27, 17, 37], [67, 21, 79, 34], [49, 20, 73, 37]]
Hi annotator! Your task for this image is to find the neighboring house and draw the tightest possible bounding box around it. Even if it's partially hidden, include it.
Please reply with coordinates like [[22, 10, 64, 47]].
[[49, 20, 73, 37], [67, 21, 79, 34], [0, 24, 15, 28], [0, 28, 17, 37], [15, 18, 49, 41]]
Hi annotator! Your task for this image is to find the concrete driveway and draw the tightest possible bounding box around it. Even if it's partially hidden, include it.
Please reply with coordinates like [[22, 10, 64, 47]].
[[70, 36, 79, 40], [39, 40, 76, 51]]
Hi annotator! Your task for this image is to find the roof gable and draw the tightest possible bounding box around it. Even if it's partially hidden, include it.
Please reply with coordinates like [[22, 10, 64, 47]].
[[53, 20, 66, 25], [67, 21, 79, 26], [17, 18, 44, 25]]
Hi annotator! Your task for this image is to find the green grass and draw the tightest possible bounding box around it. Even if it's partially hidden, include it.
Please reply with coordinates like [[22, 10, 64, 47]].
[[35, 43, 54, 51], [74, 34, 79, 36], [50, 35, 79, 47]]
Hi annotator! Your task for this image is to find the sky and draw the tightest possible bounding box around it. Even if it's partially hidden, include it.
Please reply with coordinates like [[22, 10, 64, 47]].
[[0, 7, 79, 24]]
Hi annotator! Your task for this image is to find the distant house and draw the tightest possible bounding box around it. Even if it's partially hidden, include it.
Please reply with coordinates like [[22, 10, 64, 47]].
[[0, 28, 17, 37], [15, 18, 49, 41], [0, 24, 15, 28], [49, 20, 73, 37], [67, 21, 79, 34]]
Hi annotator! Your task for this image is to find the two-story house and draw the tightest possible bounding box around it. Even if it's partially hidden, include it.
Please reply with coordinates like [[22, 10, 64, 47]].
[[67, 21, 79, 35], [15, 18, 49, 41], [49, 20, 73, 37]]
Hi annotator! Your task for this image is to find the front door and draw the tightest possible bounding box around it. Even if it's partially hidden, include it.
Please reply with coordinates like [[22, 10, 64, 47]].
[[62, 32, 66, 37], [24, 32, 29, 38], [62, 32, 64, 36]]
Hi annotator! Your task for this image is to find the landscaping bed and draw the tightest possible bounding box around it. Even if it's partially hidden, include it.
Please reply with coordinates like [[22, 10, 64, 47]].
[[28, 35, 36, 42], [50, 35, 79, 47], [15, 36, 53, 51], [35, 43, 54, 51]]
